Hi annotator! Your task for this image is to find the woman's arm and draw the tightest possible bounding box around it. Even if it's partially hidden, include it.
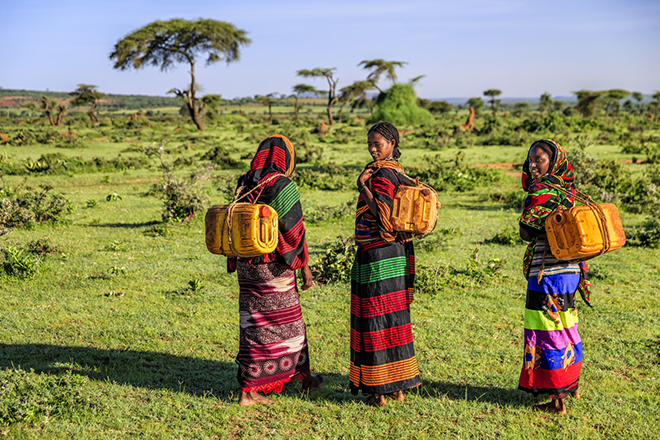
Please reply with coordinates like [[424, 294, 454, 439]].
[[357, 168, 379, 216]]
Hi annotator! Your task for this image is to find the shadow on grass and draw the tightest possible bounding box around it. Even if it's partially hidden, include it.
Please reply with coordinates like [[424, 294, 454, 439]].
[[421, 380, 535, 407], [0, 343, 239, 401], [0, 344, 537, 407], [87, 220, 161, 229]]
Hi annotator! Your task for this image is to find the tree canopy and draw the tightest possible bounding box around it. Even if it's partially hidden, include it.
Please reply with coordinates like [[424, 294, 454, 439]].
[[297, 68, 338, 125], [358, 59, 407, 91], [70, 84, 105, 123], [110, 18, 251, 130]]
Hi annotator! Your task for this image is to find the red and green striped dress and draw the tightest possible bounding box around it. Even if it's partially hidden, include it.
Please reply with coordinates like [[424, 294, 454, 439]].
[[350, 161, 421, 396]]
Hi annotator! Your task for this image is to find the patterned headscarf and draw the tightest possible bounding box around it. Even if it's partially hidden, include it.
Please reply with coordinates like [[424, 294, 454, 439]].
[[520, 139, 576, 231], [229, 134, 308, 271], [244, 134, 296, 187]]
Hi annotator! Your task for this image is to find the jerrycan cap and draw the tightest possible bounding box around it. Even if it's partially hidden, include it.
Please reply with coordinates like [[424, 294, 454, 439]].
[[259, 205, 271, 217]]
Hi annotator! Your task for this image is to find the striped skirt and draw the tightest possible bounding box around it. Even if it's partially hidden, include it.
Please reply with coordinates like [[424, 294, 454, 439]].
[[236, 260, 310, 394], [350, 241, 421, 395], [519, 273, 582, 397]]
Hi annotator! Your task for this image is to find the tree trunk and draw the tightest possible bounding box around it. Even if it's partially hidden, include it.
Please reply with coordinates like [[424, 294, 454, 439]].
[[268, 104, 273, 124], [89, 100, 99, 123], [45, 110, 55, 126], [337, 102, 346, 123], [188, 60, 204, 131], [187, 101, 204, 131], [56, 108, 66, 126], [294, 95, 300, 122]]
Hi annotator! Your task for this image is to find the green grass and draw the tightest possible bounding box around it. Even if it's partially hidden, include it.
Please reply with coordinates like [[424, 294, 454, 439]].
[[1, 116, 659, 439]]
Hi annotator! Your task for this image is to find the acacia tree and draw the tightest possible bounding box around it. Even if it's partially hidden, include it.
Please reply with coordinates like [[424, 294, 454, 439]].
[[466, 97, 485, 115], [358, 59, 407, 91], [652, 91, 660, 118], [632, 91, 644, 113], [255, 93, 278, 124], [337, 80, 375, 122], [483, 89, 502, 117], [574, 90, 603, 118], [291, 84, 317, 121], [110, 18, 251, 131], [297, 68, 338, 125], [23, 96, 67, 126], [539, 92, 552, 115], [70, 84, 105, 123], [603, 89, 630, 116]]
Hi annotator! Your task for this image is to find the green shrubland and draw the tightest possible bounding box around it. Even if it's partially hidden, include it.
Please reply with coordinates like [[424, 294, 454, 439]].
[[0, 97, 658, 438]]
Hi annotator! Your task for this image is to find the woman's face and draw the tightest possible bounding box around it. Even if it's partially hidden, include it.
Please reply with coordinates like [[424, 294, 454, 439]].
[[367, 132, 395, 161], [528, 146, 552, 179]]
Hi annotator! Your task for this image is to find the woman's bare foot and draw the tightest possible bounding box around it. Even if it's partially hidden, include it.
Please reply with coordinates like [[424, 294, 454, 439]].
[[385, 391, 405, 402], [367, 394, 387, 407], [533, 398, 566, 415], [570, 390, 580, 400], [239, 391, 274, 406], [301, 374, 324, 393]]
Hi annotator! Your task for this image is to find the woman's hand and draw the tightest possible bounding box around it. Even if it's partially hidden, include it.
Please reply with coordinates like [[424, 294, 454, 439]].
[[301, 265, 314, 291], [357, 168, 374, 188]]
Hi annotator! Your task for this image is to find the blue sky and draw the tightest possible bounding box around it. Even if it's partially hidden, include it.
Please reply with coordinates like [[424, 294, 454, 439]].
[[1, 0, 658, 100]]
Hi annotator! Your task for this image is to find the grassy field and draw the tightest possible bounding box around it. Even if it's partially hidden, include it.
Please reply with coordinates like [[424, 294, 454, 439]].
[[0, 112, 659, 439]]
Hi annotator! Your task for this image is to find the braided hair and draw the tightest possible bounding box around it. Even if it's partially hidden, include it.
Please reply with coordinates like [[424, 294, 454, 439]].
[[368, 122, 401, 160]]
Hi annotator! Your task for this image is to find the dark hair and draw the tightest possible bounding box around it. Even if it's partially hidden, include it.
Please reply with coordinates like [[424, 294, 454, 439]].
[[530, 140, 555, 166], [368, 122, 401, 160]]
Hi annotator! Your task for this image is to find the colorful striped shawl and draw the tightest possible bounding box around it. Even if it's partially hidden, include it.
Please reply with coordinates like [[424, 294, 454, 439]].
[[232, 135, 308, 270], [355, 160, 404, 244]]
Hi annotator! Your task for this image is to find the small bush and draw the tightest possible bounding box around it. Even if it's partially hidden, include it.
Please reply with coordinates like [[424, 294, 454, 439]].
[[144, 144, 212, 222], [310, 236, 356, 284], [25, 238, 61, 256], [488, 190, 526, 211], [304, 200, 353, 225], [485, 230, 523, 246], [408, 152, 502, 192], [626, 215, 660, 248], [1, 245, 40, 278], [416, 247, 506, 294], [0, 181, 73, 234], [200, 146, 243, 169]]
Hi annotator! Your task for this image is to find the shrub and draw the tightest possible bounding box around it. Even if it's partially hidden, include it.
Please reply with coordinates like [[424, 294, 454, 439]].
[[485, 230, 523, 246], [407, 152, 502, 192], [1, 246, 40, 278], [304, 200, 353, 225], [144, 144, 212, 222], [200, 146, 243, 169], [25, 238, 61, 256], [416, 247, 506, 294], [293, 163, 354, 191], [487, 190, 526, 211], [310, 237, 356, 284], [0, 181, 73, 235], [369, 83, 435, 127], [626, 215, 660, 248]]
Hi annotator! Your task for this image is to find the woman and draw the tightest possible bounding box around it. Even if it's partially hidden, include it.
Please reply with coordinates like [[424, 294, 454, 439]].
[[350, 122, 421, 406], [228, 134, 322, 406], [518, 139, 588, 414]]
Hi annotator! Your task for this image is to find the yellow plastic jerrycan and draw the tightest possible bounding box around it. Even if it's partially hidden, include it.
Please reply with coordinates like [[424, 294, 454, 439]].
[[205, 203, 278, 257], [545, 203, 625, 261], [391, 185, 440, 235]]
